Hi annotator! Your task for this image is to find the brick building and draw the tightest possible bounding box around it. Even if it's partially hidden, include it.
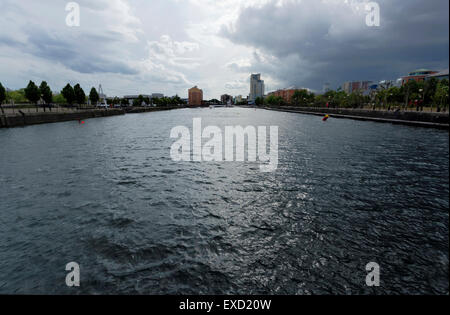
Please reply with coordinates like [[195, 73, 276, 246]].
[[188, 86, 203, 106]]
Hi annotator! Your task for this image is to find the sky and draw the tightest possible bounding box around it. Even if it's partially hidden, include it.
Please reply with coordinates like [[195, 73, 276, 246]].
[[0, 0, 448, 99]]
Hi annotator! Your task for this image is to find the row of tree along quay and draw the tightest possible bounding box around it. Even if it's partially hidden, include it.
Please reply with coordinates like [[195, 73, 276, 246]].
[[0, 81, 104, 114], [252, 78, 449, 113], [0, 81, 190, 114]]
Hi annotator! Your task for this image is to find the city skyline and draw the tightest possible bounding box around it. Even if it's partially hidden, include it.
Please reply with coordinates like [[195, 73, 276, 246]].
[[0, 0, 449, 100]]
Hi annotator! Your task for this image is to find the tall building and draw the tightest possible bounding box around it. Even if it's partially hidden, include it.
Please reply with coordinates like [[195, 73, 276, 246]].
[[188, 86, 203, 106], [249, 74, 265, 103]]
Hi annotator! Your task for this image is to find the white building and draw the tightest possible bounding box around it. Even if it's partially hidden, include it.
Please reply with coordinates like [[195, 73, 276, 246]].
[[249, 74, 265, 103]]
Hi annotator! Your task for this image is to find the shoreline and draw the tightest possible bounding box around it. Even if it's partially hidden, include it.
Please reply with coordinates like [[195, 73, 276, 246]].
[[1, 105, 449, 130], [258, 106, 449, 130], [0, 106, 189, 128], [0, 108, 126, 128]]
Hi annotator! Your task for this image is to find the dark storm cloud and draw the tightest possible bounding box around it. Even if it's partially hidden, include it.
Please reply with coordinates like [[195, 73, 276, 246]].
[[221, 0, 449, 91]]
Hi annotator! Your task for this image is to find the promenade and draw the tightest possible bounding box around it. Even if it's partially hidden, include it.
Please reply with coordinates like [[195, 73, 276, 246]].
[[259, 106, 450, 129]]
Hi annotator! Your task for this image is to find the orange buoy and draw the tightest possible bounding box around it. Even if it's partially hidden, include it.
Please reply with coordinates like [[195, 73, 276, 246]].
[[322, 115, 329, 122]]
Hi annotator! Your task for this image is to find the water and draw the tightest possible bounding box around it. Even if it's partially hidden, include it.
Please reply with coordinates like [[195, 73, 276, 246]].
[[0, 108, 448, 295]]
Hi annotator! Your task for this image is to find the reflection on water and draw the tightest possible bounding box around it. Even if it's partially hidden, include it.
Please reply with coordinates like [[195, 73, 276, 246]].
[[0, 108, 448, 294]]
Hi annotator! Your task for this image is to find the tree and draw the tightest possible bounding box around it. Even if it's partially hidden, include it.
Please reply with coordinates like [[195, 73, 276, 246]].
[[6, 89, 27, 103], [0, 82, 5, 104], [434, 79, 449, 112], [111, 97, 121, 106], [402, 80, 419, 110], [61, 84, 75, 105], [39, 81, 53, 104], [24, 80, 40, 104], [265, 95, 285, 106], [121, 98, 129, 106], [0, 82, 5, 114], [255, 97, 264, 106], [132, 95, 145, 107], [172, 95, 182, 105], [291, 89, 313, 107], [424, 77, 438, 107], [54, 94, 67, 104], [73, 84, 86, 105], [89, 87, 99, 105]]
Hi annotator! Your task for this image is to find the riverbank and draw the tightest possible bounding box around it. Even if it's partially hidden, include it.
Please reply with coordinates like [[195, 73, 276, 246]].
[[259, 106, 449, 129], [0, 106, 191, 128], [0, 108, 125, 128], [124, 105, 186, 114]]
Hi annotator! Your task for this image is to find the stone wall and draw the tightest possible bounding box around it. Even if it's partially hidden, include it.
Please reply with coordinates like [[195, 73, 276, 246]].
[[0, 109, 125, 128]]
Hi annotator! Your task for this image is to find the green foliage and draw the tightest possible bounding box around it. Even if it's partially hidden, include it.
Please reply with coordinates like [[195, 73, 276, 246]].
[[89, 87, 99, 104], [61, 84, 75, 105], [39, 81, 53, 104], [386, 86, 403, 104], [265, 95, 285, 106], [0, 82, 5, 104], [24, 80, 40, 104], [111, 97, 121, 105], [424, 78, 438, 105], [172, 95, 182, 105], [434, 79, 449, 111], [6, 89, 27, 103], [54, 94, 67, 104], [73, 84, 86, 104], [133, 95, 145, 106], [255, 97, 264, 106], [291, 89, 314, 106], [121, 98, 129, 106]]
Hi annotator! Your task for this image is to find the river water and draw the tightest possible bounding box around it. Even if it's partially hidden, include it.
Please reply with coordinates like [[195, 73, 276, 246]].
[[0, 108, 448, 294]]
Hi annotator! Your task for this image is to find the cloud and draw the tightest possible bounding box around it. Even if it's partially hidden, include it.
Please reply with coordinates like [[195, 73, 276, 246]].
[[220, 0, 449, 91], [0, 0, 448, 98]]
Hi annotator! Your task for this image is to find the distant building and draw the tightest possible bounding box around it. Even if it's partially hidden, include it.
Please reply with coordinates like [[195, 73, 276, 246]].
[[342, 81, 373, 94], [342, 82, 351, 94], [249, 74, 265, 103], [188, 86, 203, 106], [425, 69, 449, 81], [151, 93, 164, 99], [123, 95, 152, 105], [268, 88, 299, 103], [234, 95, 243, 104], [221, 94, 232, 104], [401, 69, 438, 86]]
